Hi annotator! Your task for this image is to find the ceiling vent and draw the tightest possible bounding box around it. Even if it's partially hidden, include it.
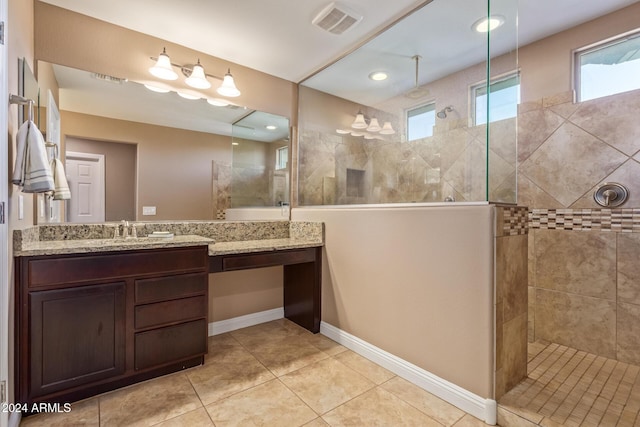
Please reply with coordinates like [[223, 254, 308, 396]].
[[312, 2, 363, 35]]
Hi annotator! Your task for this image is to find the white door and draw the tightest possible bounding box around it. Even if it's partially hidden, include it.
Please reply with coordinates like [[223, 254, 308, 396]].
[[0, 0, 10, 424], [66, 151, 105, 223]]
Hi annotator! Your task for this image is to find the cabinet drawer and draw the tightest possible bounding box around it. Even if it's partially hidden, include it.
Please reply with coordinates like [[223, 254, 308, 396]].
[[135, 273, 207, 304], [135, 319, 207, 370], [135, 295, 206, 329], [26, 247, 208, 287]]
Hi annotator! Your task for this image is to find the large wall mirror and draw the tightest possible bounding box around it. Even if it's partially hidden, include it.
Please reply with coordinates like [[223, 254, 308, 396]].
[[297, 0, 518, 205], [36, 60, 290, 223]]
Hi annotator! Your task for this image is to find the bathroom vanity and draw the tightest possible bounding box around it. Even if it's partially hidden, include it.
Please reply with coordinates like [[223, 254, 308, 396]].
[[13, 221, 323, 409]]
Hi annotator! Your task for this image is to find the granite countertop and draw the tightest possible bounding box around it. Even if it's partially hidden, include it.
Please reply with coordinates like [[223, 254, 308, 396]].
[[208, 237, 323, 256], [14, 235, 214, 257], [13, 221, 324, 257]]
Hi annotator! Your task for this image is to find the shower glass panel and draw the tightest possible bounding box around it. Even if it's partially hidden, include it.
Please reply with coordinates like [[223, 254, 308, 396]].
[[297, 0, 518, 205]]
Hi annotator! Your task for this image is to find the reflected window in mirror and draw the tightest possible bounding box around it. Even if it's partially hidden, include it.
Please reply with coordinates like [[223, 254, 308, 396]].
[[407, 102, 436, 141], [473, 72, 520, 126], [276, 146, 288, 170]]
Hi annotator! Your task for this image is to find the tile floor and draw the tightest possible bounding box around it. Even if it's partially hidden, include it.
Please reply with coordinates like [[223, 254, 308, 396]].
[[499, 340, 640, 426], [20, 319, 488, 426]]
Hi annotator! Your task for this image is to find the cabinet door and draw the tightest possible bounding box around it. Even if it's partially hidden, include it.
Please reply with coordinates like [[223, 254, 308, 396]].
[[29, 282, 126, 397]]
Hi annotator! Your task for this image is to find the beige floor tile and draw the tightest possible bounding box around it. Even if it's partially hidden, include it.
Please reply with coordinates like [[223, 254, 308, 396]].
[[451, 414, 491, 426], [187, 346, 275, 405], [305, 333, 348, 356], [230, 319, 308, 348], [151, 407, 214, 426], [204, 379, 317, 427], [334, 350, 395, 385], [99, 373, 202, 427], [304, 417, 331, 426], [498, 406, 539, 426], [322, 387, 441, 426], [280, 357, 375, 414], [19, 398, 99, 426], [381, 376, 465, 425], [247, 334, 331, 376]]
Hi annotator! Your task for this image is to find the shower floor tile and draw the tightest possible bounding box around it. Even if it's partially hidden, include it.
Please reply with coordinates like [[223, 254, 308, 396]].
[[499, 341, 640, 426]]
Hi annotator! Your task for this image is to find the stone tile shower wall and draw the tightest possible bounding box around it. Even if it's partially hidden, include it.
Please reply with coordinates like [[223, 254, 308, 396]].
[[521, 89, 640, 365], [298, 117, 517, 205]]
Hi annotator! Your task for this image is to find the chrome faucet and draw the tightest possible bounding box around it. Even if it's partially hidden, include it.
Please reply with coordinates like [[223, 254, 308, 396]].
[[121, 220, 129, 239]]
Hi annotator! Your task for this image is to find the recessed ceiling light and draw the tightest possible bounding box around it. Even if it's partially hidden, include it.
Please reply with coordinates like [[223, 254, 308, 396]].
[[369, 71, 388, 81], [472, 15, 505, 33], [266, 125, 277, 130]]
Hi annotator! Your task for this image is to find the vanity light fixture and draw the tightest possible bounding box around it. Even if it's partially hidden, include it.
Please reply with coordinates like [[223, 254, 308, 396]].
[[149, 48, 179, 80], [149, 49, 243, 98], [472, 15, 505, 33], [185, 59, 211, 89], [217, 69, 241, 97]]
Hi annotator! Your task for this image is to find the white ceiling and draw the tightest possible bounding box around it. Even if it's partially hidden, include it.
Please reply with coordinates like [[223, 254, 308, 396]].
[[39, 0, 431, 83], [39, 0, 639, 134]]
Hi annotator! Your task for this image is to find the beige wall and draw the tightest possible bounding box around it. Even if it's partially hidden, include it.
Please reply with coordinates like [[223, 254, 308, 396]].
[[209, 268, 283, 322], [61, 111, 232, 220], [33, 1, 295, 120], [292, 205, 495, 398], [518, 2, 640, 103], [66, 136, 137, 221]]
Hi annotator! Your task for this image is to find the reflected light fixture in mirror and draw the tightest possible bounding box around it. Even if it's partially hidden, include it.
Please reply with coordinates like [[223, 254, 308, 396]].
[[217, 69, 241, 97], [366, 117, 381, 132], [207, 98, 229, 107], [351, 111, 367, 128], [144, 83, 171, 93], [379, 121, 396, 134], [149, 48, 178, 80], [177, 91, 200, 100]]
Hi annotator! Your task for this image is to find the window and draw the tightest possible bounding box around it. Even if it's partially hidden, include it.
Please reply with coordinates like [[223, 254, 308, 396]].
[[576, 31, 640, 102], [275, 146, 288, 170], [473, 73, 520, 126], [407, 103, 436, 141]]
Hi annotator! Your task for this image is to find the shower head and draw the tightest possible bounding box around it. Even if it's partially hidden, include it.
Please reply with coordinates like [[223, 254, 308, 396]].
[[437, 106, 454, 119]]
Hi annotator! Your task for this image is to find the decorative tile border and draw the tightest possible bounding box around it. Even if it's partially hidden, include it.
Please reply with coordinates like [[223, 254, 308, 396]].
[[529, 208, 640, 232], [501, 206, 529, 236]]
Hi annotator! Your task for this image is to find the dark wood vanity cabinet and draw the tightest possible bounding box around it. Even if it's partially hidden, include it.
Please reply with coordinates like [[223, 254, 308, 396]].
[[15, 246, 209, 407]]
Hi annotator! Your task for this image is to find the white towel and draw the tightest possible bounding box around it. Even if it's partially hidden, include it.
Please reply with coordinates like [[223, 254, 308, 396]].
[[50, 158, 71, 200], [12, 121, 55, 193]]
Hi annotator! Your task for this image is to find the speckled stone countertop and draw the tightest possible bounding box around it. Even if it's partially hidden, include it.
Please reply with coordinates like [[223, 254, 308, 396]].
[[13, 221, 324, 257]]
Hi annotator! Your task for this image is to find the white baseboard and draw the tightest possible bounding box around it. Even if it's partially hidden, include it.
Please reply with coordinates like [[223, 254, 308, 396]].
[[320, 321, 497, 425], [208, 308, 284, 336]]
